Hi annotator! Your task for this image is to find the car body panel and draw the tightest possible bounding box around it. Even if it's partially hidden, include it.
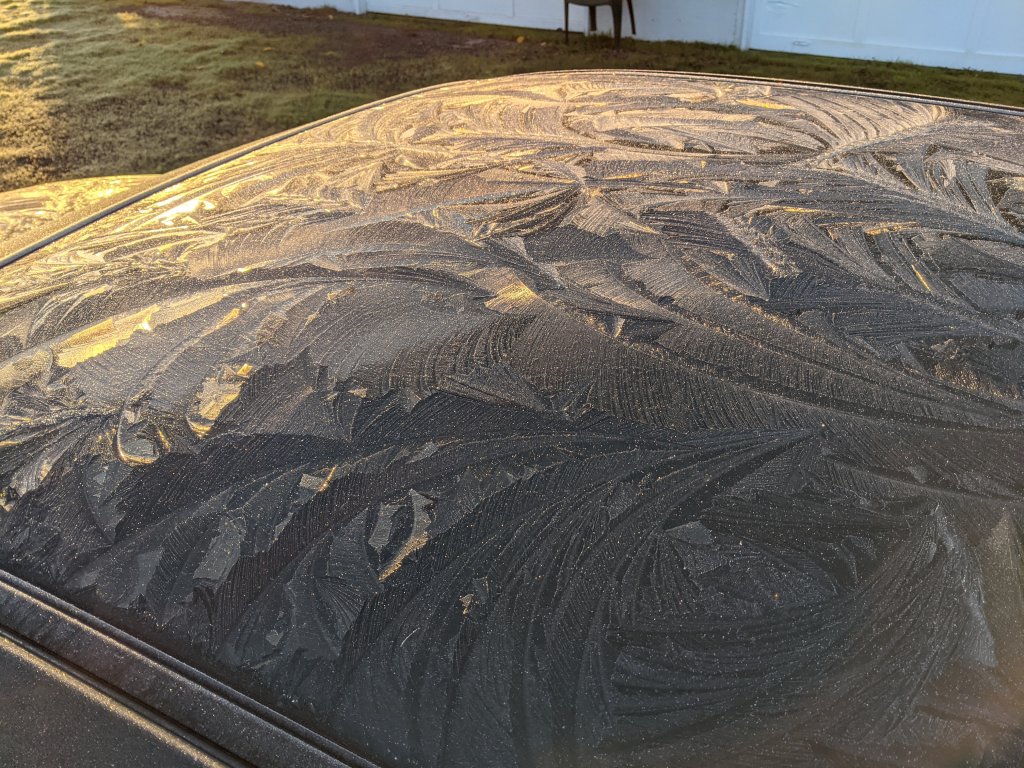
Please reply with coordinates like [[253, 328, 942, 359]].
[[1, 71, 1023, 767]]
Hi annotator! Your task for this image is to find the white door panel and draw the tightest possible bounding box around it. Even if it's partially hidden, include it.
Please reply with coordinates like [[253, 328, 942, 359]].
[[748, 0, 1024, 75], [754, 0, 859, 44], [854, 1, 974, 51], [970, 0, 1024, 56]]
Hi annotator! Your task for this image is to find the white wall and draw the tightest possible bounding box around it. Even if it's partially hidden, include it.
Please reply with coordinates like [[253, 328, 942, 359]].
[[746, 0, 1024, 75], [253, 0, 745, 45], [364, 0, 570, 29], [253, 0, 1024, 75]]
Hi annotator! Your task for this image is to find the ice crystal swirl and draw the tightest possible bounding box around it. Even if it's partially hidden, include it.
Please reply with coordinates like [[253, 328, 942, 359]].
[[1, 72, 1024, 767], [0, 175, 156, 243]]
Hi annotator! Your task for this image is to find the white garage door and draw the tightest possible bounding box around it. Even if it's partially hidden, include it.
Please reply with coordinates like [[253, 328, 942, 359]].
[[747, 0, 1024, 75]]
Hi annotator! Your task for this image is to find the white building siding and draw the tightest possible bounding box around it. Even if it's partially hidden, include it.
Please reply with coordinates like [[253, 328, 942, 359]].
[[259, 0, 1024, 75], [746, 0, 1024, 76], [253, 0, 745, 45], [359, 0, 571, 30]]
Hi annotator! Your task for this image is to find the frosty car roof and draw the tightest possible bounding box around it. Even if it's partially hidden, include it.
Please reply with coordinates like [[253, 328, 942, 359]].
[[4, 70, 1022, 268], [1, 71, 1023, 768]]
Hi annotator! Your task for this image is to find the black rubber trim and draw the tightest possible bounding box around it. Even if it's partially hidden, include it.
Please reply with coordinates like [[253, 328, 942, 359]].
[[3, 70, 1022, 269], [0, 569, 382, 768], [0, 625, 248, 767]]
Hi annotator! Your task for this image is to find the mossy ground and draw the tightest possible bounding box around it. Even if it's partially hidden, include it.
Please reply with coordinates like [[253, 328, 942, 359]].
[[2, 0, 1022, 192]]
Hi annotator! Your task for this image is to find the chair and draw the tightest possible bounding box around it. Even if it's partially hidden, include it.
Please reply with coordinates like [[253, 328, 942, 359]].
[[564, 0, 636, 49]]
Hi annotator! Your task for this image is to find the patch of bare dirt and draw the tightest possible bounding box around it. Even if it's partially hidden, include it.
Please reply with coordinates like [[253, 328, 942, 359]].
[[139, 5, 231, 23]]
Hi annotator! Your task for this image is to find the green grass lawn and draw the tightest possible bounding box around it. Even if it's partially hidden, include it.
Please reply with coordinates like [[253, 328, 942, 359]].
[[1, 0, 1022, 192]]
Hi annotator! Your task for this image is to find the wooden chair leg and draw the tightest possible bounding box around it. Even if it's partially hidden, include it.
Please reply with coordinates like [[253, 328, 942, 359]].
[[626, 0, 636, 35], [564, 1, 569, 43], [612, 1, 622, 49], [588, 6, 597, 34]]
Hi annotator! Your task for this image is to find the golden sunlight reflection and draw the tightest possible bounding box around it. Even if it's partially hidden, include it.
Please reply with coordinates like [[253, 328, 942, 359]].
[[0, 176, 158, 243], [154, 195, 216, 227], [114, 11, 143, 30]]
